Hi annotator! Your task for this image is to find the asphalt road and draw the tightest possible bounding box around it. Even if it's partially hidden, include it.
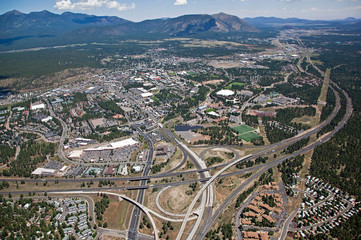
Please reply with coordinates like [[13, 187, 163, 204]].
[[194, 40, 353, 239], [280, 207, 299, 240], [1, 38, 354, 240], [128, 126, 154, 240], [1, 77, 351, 239], [45, 99, 74, 165]]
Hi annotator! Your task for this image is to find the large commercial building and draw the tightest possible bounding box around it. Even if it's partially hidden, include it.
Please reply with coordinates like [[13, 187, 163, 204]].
[[68, 138, 140, 163]]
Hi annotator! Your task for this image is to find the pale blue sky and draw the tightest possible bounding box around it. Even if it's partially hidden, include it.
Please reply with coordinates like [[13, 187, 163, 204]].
[[1, 0, 360, 21]]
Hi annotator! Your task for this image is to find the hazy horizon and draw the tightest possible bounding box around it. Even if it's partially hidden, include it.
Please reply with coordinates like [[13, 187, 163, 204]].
[[1, 0, 361, 22]]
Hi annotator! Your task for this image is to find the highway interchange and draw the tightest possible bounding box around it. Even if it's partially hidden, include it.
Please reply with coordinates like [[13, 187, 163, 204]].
[[0, 37, 354, 240]]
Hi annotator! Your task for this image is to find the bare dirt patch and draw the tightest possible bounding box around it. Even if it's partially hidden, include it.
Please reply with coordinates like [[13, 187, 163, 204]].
[[164, 147, 184, 172], [202, 79, 225, 85], [214, 175, 247, 209], [204, 148, 233, 158], [103, 199, 131, 230], [292, 115, 319, 128], [144, 188, 159, 213], [208, 61, 246, 69], [101, 235, 125, 240], [159, 184, 199, 214], [4, 67, 102, 92]]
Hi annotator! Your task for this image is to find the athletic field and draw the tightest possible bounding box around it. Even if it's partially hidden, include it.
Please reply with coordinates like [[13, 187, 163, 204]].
[[232, 124, 260, 142]]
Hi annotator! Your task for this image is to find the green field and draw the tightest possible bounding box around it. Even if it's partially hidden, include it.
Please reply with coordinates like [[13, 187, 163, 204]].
[[232, 124, 255, 134], [232, 124, 260, 142], [225, 82, 245, 89], [239, 131, 261, 142]]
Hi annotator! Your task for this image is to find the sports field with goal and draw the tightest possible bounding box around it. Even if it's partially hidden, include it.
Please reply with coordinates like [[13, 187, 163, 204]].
[[232, 124, 261, 142]]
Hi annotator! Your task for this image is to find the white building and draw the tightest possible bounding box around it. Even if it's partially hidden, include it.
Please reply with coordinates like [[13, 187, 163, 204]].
[[132, 165, 143, 173], [216, 89, 234, 97], [41, 116, 53, 122], [31, 168, 56, 176], [31, 103, 45, 110]]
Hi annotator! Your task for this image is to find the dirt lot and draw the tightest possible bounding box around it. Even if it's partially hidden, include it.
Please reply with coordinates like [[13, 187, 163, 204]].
[[0, 180, 90, 194], [1, 67, 102, 92], [202, 79, 225, 85], [164, 147, 184, 172], [203, 148, 236, 161], [208, 61, 248, 69], [214, 175, 248, 210], [101, 235, 125, 240], [95, 190, 138, 230], [102, 199, 132, 230], [159, 184, 200, 214]]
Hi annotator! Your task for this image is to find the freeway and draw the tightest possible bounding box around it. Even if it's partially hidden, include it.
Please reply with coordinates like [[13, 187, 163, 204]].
[[0, 38, 353, 240], [0, 88, 346, 184], [0, 78, 351, 239], [194, 39, 353, 239], [196, 113, 350, 239], [176, 154, 252, 240], [0, 87, 351, 195], [128, 126, 154, 240], [162, 127, 213, 240], [162, 129, 214, 204], [0, 78, 350, 195]]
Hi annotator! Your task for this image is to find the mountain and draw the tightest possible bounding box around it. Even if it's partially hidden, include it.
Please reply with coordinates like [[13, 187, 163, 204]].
[[342, 20, 361, 33], [243, 17, 333, 27], [70, 12, 258, 39], [0, 10, 257, 49], [243, 16, 361, 28], [0, 10, 129, 38]]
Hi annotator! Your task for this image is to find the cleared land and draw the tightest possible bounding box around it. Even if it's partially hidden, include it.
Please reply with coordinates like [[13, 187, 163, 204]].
[[159, 184, 199, 214], [318, 68, 331, 106], [208, 61, 246, 69], [102, 199, 131, 230]]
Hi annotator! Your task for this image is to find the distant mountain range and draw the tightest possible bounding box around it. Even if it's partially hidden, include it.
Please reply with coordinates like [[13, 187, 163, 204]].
[[0, 10, 360, 50], [243, 16, 361, 27], [71, 12, 258, 39], [0, 10, 129, 37], [0, 10, 256, 39]]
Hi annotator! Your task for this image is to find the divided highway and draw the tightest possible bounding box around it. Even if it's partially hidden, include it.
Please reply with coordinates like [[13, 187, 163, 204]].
[[128, 126, 154, 240], [194, 38, 353, 239], [0, 38, 353, 240]]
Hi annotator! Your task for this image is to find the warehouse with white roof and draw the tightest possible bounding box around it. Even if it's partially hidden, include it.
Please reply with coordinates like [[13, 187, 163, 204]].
[[216, 89, 235, 97], [68, 138, 140, 163]]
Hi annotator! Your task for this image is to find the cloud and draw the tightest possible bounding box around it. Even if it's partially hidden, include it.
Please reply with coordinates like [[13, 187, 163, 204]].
[[174, 0, 187, 5], [55, 0, 73, 10], [54, 0, 135, 11], [106, 1, 136, 11]]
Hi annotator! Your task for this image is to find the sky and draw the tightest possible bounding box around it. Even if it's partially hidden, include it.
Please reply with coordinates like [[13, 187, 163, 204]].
[[1, 0, 361, 22]]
